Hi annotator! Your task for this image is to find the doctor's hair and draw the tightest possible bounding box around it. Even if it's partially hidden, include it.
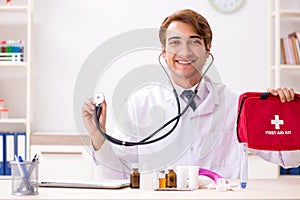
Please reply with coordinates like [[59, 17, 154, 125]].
[[159, 9, 212, 51]]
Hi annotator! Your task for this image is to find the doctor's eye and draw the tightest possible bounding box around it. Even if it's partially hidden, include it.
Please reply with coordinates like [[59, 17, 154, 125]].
[[168, 40, 181, 47], [188, 39, 202, 47]]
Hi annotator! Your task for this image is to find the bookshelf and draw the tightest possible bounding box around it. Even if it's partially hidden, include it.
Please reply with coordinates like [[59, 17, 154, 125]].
[[0, 0, 32, 179], [267, 0, 300, 88]]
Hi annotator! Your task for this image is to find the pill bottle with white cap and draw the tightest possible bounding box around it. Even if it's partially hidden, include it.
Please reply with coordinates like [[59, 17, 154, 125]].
[[0, 108, 9, 119], [0, 99, 4, 109]]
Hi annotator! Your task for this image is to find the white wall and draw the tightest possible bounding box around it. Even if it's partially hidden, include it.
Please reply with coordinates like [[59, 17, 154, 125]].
[[31, 0, 272, 133], [29, 0, 269, 133]]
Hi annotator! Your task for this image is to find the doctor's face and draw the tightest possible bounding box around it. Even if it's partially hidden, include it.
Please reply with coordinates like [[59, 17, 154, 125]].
[[162, 21, 209, 87]]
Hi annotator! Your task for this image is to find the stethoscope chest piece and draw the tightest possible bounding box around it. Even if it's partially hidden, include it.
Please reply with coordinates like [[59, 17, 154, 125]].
[[94, 92, 105, 106]]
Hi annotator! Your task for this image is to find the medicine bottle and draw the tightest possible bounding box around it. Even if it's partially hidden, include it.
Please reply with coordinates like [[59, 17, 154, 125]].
[[166, 167, 177, 188], [6, 0, 12, 6], [158, 170, 166, 189], [0, 99, 4, 109], [130, 164, 140, 189], [0, 108, 9, 119]]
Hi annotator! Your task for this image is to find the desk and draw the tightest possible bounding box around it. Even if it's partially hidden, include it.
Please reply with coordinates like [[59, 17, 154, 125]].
[[0, 177, 299, 199]]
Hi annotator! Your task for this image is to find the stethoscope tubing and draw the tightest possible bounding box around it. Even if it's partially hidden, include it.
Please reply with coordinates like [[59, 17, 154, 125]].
[[94, 53, 214, 146]]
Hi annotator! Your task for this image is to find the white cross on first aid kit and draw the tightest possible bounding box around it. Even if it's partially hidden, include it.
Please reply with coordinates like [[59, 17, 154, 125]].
[[271, 115, 284, 130]]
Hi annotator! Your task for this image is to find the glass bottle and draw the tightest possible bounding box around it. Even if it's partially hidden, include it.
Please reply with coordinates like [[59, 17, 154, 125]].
[[158, 170, 166, 189], [130, 164, 140, 189], [166, 168, 177, 188]]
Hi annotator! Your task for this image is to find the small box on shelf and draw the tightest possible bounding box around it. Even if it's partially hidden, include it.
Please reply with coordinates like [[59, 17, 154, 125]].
[[0, 40, 24, 63], [0, 53, 23, 62]]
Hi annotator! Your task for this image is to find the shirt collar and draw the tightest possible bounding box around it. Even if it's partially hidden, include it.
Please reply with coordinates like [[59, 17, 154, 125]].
[[165, 77, 206, 101], [174, 77, 208, 106], [165, 76, 220, 115]]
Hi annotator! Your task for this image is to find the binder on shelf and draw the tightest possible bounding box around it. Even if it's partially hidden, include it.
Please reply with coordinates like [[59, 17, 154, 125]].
[[280, 166, 300, 175], [16, 132, 26, 161], [4, 132, 16, 175], [0, 132, 4, 175]]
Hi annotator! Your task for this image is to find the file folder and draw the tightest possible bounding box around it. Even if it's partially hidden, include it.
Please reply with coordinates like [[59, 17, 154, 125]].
[[4, 132, 15, 175], [16, 132, 26, 161], [0, 132, 4, 175]]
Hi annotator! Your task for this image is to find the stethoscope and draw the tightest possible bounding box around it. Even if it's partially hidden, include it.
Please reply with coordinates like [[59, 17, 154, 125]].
[[94, 52, 214, 146]]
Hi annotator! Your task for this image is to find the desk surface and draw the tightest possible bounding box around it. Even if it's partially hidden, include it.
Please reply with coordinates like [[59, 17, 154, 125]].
[[0, 176, 299, 199]]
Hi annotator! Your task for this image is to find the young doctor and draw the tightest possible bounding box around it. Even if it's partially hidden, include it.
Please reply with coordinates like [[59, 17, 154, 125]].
[[82, 9, 300, 179]]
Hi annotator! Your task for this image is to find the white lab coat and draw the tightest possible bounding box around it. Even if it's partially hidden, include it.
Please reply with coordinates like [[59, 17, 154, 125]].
[[93, 76, 300, 179]]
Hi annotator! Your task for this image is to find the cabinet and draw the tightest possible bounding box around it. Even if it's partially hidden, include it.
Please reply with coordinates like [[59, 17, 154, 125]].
[[0, 0, 32, 178], [248, 155, 279, 179], [31, 145, 94, 180], [267, 0, 300, 89]]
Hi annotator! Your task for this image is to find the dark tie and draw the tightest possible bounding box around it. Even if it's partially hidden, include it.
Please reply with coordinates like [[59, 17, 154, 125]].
[[182, 90, 197, 111]]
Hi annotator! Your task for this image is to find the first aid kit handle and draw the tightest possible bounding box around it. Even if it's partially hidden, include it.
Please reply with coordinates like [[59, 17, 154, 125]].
[[260, 92, 300, 100]]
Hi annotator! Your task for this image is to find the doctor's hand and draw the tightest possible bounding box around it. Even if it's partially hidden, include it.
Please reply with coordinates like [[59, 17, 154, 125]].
[[267, 88, 295, 103], [82, 97, 107, 151]]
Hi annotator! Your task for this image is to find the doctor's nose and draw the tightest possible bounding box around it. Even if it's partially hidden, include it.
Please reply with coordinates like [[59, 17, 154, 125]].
[[177, 44, 193, 57]]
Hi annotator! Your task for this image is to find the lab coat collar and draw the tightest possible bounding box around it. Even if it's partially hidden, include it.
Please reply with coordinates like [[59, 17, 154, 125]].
[[192, 76, 220, 117]]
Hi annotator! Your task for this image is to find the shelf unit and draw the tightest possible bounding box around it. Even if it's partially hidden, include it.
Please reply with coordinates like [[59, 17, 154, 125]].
[[267, 0, 300, 88], [0, 0, 32, 179]]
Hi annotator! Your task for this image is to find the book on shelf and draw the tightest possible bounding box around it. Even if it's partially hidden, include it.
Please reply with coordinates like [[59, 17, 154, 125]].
[[288, 32, 300, 65], [288, 32, 300, 42], [283, 37, 295, 65], [280, 32, 300, 65], [290, 36, 300, 64], [280, 38, 287, 64]]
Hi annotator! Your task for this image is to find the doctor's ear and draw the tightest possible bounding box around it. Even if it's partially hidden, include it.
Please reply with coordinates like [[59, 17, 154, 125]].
[[205, 51, 210, 58], [161, 49, 166, 60], [205, 44, 211, 56], [205, 45, 211, 58]]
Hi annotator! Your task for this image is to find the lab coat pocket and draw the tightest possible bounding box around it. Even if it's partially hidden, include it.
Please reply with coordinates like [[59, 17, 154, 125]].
[[208, 130, 239, 167]]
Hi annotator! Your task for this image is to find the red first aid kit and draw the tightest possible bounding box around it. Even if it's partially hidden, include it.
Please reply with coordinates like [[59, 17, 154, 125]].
[[237, 92, 300, 151]]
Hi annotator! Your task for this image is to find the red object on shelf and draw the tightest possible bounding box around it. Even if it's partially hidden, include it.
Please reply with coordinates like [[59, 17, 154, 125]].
[[6, 0, 12, 6]]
